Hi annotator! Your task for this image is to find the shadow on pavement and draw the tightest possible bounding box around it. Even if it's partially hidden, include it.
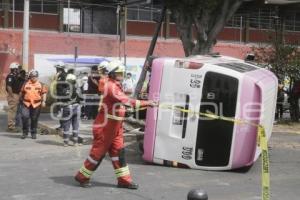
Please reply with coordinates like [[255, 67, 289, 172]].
[[49, 176, 116, 188], [36, 140, 63, 146], [1, 133, 21, 139]]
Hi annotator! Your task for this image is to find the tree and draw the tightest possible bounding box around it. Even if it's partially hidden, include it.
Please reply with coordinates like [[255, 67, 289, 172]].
[[134, 0, 247, 97], [253, 18, 300, 121], [165, 0, 246, 56]]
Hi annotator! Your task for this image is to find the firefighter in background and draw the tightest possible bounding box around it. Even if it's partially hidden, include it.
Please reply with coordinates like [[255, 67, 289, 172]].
[[54, 62, 67, 131], [15, 69, 28, 130], [61, 73, 82, 146], [97, 60, 109, 108], [98, 61, 109, 79], [74, 60, 157, 189], [20, 70, 47, 139], [5, 62, 21, 132], [86, 65, 101, 119]]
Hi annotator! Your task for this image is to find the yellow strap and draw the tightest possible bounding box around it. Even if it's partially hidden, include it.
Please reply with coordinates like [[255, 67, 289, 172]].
[[79, 166, 93, 178], [115, 166, 130, 178], [115, 165, 129, 173], [135, 100, 141, 109], [159, 103, 270, 200], [259, 127, 270, 200], [107, 114, 124, 121], [98, 96, 104, 111]]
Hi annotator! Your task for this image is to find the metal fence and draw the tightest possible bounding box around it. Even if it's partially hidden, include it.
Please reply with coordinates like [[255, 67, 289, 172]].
[[226, 8, 300, 32], [1, 1, 300, 33], [127, 5, 162, 22]]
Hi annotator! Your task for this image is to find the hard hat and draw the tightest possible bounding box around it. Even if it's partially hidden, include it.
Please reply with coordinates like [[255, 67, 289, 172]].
[[66, 74, 76, 82], [82, 76, 88, 81], [29, 69, 39, 78], [54, 61, 65, 69], [98, 61, 109, 71], [107, 60, 125, 74], [9, 62, 20, 69]]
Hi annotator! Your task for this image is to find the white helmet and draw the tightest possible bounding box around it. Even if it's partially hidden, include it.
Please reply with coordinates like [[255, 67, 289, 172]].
[[98, 61, 109, 71], [66, 74, 76, 82], [9, 62, 20, 69], [29, 69, 39, 78], [107, 60, 125, 74], [82, 76, 88, 81], [54, 61, 65, 69]]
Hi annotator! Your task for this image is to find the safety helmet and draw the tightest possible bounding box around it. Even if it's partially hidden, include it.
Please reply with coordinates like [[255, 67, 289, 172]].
[[54, 61, 65, 69], [98, 61, 109, 71], [29, 70, 39, 78], [82, 76, 88, 81], [66, 74, 76, 82], [9, 62, 20, 69], [107, 60, 125, 74]]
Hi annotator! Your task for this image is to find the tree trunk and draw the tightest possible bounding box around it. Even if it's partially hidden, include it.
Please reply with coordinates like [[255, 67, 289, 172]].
[[133, 7, 166, 98], [170, 0, 243, 56], [173, 9, 194, 57]]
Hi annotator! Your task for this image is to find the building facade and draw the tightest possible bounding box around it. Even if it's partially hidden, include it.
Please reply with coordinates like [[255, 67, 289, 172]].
[[0, 0, 299, 96]]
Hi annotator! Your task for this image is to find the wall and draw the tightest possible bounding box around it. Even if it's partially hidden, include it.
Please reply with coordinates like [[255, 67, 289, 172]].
[[1, 11, 299, 43], [0, 29, 255, 97]]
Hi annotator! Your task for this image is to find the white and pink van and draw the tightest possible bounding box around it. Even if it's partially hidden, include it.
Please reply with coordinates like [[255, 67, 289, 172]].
[[143, 55, 278, 170]]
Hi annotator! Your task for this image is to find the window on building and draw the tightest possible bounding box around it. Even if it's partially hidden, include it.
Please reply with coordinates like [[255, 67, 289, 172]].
[[139, 8, 151, 21], [295, 12, 300, 31], [15, 0, 24, 11], [64, 7, 81, 32], [152, 8, 162, 22], [127, 5, 162, 22], [128, 6, 138, 20], [43, 0, 58, 14], [30, 0, 42, 12], [285, 13, 296, 31]]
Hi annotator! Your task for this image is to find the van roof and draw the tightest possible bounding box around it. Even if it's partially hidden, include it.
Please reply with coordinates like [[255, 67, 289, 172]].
[[184, 55, 243, 65]]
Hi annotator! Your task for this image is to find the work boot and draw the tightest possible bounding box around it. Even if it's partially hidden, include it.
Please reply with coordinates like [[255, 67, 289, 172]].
[[74, 175, 91, 188], [79, 181, 92, 188], [21, 135, 27, 139], [63, 141, 69, 147], [117, 182, 139, 190]]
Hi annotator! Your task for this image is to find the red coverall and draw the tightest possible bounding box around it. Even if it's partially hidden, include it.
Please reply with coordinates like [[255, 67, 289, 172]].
[[75, 77, 149, 186]]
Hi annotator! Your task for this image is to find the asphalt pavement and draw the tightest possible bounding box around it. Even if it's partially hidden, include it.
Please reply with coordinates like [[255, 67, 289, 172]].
[[0, 112, 299, 200]]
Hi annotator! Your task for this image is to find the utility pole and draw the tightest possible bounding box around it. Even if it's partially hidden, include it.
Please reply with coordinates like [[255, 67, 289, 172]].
[[133, 7, 167, 98], [23, 0, 30, 71], [12, 0, 15, 28], [68, 0, 70, 32]]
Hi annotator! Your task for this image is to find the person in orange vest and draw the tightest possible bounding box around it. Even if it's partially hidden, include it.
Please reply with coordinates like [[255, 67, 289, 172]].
[[20, 70, 48, 139], [74, 60, 157, 189]]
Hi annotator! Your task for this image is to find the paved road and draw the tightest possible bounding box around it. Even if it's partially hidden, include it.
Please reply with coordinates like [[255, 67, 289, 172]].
[[0, 112, 299, 200]]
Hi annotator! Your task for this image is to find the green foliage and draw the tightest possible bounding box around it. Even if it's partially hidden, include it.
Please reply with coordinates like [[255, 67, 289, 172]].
[[253, 43, 300, 87]]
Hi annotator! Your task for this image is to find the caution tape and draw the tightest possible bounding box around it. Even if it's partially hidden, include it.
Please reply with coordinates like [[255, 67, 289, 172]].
[[135, 103, 270, 200]]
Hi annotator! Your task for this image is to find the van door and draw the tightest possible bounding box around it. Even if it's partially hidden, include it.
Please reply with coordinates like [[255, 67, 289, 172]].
[[195, 72, 239, 167]]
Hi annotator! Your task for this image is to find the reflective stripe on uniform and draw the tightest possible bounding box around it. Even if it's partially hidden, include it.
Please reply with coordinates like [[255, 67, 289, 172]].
[[115, 166, 130, 178], [135, 100, 141, 109], [79, 166, 93, 178], [87, 156, 98, 165], [98, 96, 104, 111], [111, 156, 119, 161], [107, 114, 124, 121]]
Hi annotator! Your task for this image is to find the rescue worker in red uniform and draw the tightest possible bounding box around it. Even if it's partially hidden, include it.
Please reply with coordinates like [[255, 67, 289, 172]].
[[75, 60, 156, 189]]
